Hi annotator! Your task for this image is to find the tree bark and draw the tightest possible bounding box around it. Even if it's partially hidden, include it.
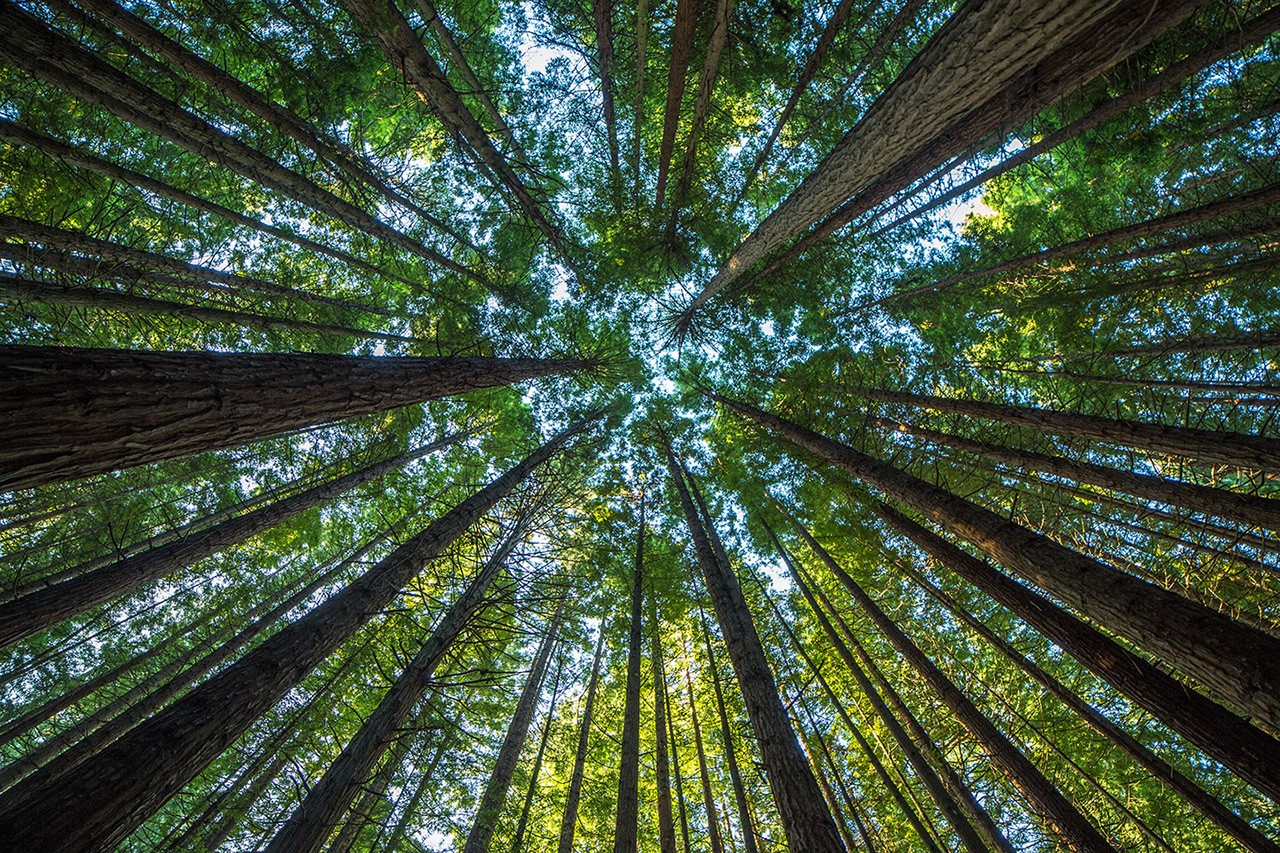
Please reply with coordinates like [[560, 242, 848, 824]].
[[0, 417, 594, 851], [664, 447, 846, 852], [558, 626, 607, 853], [858, 386, 1280, 475], [593, 0, 621, 184], [633, 0, 649, 187], [652, 599, 678, 853], [796, 520, 1116, 851], [612, 496, 644, 853], [0, 345, 583, 492], [718, 394, 1280, 742], [699, 612, 759, 853], [683, 0, 1208, 324], [685, 662, 726, 853], [507, 660, 561, 853], [873, 415, 1280, 532], [871, 503, 1280, 806], [464, 600, 564, 853], [655, 0, 699, 207]]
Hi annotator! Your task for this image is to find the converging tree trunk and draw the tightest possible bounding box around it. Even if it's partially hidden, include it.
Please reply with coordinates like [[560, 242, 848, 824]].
[[653, 598, 678, 853], [0, 345, 584, 491], [699, 611, 759, 853], [613, 496, 645, 853], [685, 661, 726, 853], [655, 0, 699, 207], [507, 658, 564, 853], [559, 626, 607, 853], [0, 415, 596, 852]]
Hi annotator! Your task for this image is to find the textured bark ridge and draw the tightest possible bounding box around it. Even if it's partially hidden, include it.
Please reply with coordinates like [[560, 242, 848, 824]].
[[0, 415, 597, 852], [0, 345, 586, 491], [665, 448, 846, 852], [716, 394, 1280, 737]]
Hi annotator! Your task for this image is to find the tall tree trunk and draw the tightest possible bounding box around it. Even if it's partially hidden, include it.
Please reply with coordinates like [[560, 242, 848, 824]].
[[0, 434, 464, 649], [633, 0, 649, 188], [797, 521, 1116, 851], [0, 345, 584, 492], [507, 658, 563, 853], [858, 386, 1280, 475], [464, 600, 565, 853], [699, 612, 759, 853], [0, 5, 484, 284], [685, 662, 726, 853], [872, 415, 1280, 531], [652, 598, 678, 853], [265, 506, 541, 853], [0, 417, 594, 852], [664, 446, 846, 852], [612, 496, 645, 853], [593, 0, 621, 185], [899, 554, 1280, 853], [558, 626, 607, 853], [716, 393, 1280, 733], [667, 663, 695, 853], [680, 0, 1207, 326], [326, 719, 420, 853], [386, 734, 454, 853], [871, 502, 1280, 807], [768, 525, 1004, 853], [655, 0, 699, 207]]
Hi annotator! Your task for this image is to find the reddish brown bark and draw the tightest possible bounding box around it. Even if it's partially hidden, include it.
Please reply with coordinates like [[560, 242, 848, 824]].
[[594, 0, 621, 183], [612, 497, 644, 853], [0, 346, 584, 492], [655, 0, 699, 207], [0, 416, 595, 851]]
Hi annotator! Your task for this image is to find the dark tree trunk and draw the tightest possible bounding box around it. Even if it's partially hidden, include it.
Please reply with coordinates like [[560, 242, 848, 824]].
[[653, 599, 678, 853], [685, 663, 726, 853], [872, 503, 1280, 808], [768, 525, 1003, 853], [612, 498, 645, 853], [699, 613, 759, 853], [0, 345, 584, 491], [795, 521, 1116, 851], [558, 627, 607, 853], [872, 415, 1280, 531], [507, 660, 561, 853], [0, 433, 465, 648], [664, 447, 846, 852], [0, 418, 594, 851], [717, 394, 1280, 732], [593, 0, 620, 183], [655, 0, 699, 207], [633, 0, 648, 187], [667, 663, 695, 853], [464, 601, 564, 853], [265, 508, 540, 853]]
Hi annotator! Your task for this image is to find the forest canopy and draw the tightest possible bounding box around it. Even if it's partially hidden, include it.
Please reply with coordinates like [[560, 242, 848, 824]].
[[1, 0, 1280, 850]]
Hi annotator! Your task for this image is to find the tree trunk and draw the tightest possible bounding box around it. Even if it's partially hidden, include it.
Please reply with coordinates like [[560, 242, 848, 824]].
[[612, 497, 644, 853], [0, 433, 462, 651], [797, 521, 1116, 851], [718, 394, 1280, 742], [265, 506, 541, 853], [0, 417, 593, 852], [653, 599, 678, 853], [633, 0, 649, 187], [667, 663, 695, 853], [769, 525, 1003, 853], [558, 626, 607, 853], [593, 0, 620, 184], [873, 415, 1280, 531], [872, 503, 1280, 807], [664, 446, 846, 852], [699, 612, 759, 853], [464, 600, 564, 853], [682, 0, 1207, 323], [0, 5, 483, 284], [327, 721, 419, 853], [805, 712, 880, 853], [507, 660, 561, 853], [655, 0, 699, 207], [859, 386, 1280, 475], [0, 345, 584, 492], [900, 555, 1280, 853], [386, 735, 454, 853], [685, 662, 726, 853]]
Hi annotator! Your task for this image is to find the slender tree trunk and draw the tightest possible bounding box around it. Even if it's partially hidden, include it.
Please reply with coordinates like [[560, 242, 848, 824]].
[[593, 0, 621, 184], [386, 735, 454, 853], [464, 600, 564, 853], [655, 0, 699, 207], [507, 660, 562, 853], [558, 626, 607, 853], [0, 434, 464, 649], [803, 727, 864, 853], [901, 556, 1280, 853], [685, 662, 726, 853], [327, 723, 419, 853], [0, 418, 593, 852], [0, 5, 482, 283], [717, 393, 1280, 733], [859, 386, 1280, 475], [0, 345, 583, 492], [633, 0, 648, 188], [807, 717, 880, 853], [266, 507, 541, 853], [652, 599, 678, 853], [699, 611, 759, 853], [667, 665, 695, 853], [664, 446, 846, 851], [797, 521, 1116, 851], [871, 503, 1280, 806], [872, 415, 1280, 531], [681, 0, 1207, 324], [768, 525, 1003, 853], [612, 497, 645, 853]]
